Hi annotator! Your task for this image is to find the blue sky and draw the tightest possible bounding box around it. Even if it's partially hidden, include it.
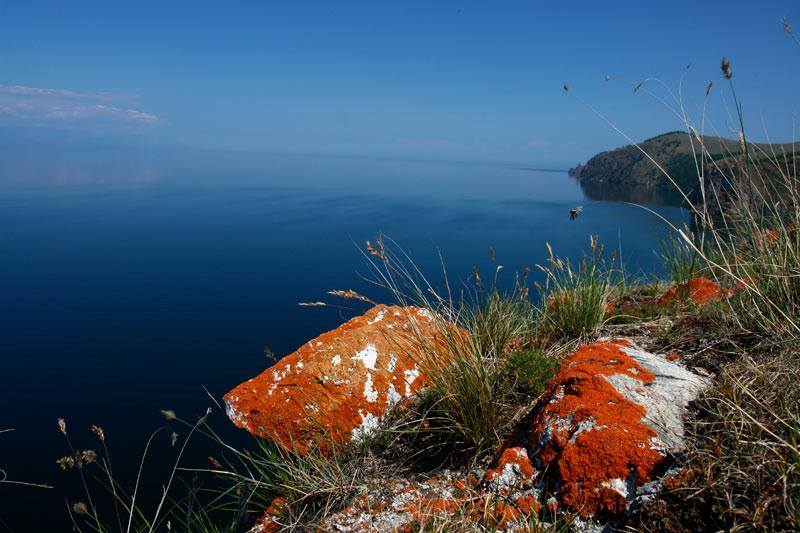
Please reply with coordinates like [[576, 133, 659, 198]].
[[1, 1, 799, 166]]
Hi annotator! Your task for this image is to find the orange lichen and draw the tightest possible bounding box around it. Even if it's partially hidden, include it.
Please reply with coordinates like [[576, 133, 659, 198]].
[[408, 497, 461, 516], [546, 497, 558, 513], [661, 467, 700, 490], [531, 340, 665, 517], [469, 494, 542, 529], [659, 276, 731, 306], [665, 352, 682, 362], [224, 305, 454, 453], [513, 493, 541, 515], [483, 446, 536, 492], [326, 473, 547, 532], [251, 497, 287, 532]]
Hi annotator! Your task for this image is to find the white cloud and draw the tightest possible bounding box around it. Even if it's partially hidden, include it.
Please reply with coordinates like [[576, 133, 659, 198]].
[[0, 84, 160, 125]]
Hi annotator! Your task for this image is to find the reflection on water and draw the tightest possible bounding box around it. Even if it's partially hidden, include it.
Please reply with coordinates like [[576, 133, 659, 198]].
[[578, 179, 688, 208]]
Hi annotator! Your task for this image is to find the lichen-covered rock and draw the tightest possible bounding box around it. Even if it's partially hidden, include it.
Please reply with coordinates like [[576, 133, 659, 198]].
[[224, 305, 437, 451], [483, 447, 536, 494], [530, 339, 709, 518], [323, 474, 463, 532], [323, 470, 541, 533], [249, 497, 286, 533], [659, 276, 731, 305]]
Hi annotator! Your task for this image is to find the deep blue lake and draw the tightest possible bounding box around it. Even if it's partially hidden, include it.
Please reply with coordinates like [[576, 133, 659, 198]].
[[0, 147, 688, 531]]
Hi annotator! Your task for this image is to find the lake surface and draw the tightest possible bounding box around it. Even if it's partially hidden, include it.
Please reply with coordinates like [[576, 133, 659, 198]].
[[0, 148, 688, 530]]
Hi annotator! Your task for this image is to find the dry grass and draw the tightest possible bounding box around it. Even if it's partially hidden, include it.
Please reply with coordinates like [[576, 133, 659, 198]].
[[689, 352, 800, 530], [629, 348, 800, 532], [659, 231, 705, 285], [228, 439, 378, 529]]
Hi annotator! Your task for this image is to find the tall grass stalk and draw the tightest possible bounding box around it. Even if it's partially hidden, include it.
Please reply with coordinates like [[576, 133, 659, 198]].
[[535, 236, 614, 339], [57, 410, 214, 533], [660, 230, 705, 285]]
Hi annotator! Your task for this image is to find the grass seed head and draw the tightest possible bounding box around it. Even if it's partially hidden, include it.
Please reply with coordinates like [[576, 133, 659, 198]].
[[57, 456, 76, 470], [471, 266, 482, 288], [722, 57, 733, 79], [327, 289, 376, 304], [90, 425, 105, 442]]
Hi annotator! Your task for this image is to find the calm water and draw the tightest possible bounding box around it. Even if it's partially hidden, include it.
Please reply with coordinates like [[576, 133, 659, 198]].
[[0, 148, 688, 531]]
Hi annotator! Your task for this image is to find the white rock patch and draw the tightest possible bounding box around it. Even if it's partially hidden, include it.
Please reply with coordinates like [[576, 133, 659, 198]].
[[600, 477, 629, 498], [386, 383, 402, 408], [224, 397, 248, 429], [368, 309, 387, 324], [352, 410, 380, 442], [604, 342, 711, 450], [363, 372, 378, 403], [351, 344, 378, 370], [403, 367, 420, 397]]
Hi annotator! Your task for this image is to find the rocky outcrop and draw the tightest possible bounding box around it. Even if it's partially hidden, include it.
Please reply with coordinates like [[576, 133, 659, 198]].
[[322, 474, 467, 532], [483, 447, 536, 495], [231, 313, 712, 529], [224, 305, 438, 452], [529, 339, 710, 518], [572, 132, 704, 192]]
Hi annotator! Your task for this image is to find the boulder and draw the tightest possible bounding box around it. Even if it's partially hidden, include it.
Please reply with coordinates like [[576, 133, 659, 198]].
[[224, 305, 438, 452], [530, 339, 709, 518]]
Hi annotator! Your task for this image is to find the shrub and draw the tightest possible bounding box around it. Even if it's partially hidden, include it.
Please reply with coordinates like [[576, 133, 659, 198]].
[[506, 348, 558, 396]]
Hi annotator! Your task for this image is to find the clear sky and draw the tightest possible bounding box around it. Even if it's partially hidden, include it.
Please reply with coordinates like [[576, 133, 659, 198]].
[[1, 1, 799, 167]]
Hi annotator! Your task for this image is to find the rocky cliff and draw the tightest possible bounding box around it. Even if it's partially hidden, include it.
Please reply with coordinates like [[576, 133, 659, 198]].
[[571, 131, 730, 194], [572, 131, 799, 223]]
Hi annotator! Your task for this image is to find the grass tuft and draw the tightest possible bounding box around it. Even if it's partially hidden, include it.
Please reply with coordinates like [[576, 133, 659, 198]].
[[535, 236, 615, 339]]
